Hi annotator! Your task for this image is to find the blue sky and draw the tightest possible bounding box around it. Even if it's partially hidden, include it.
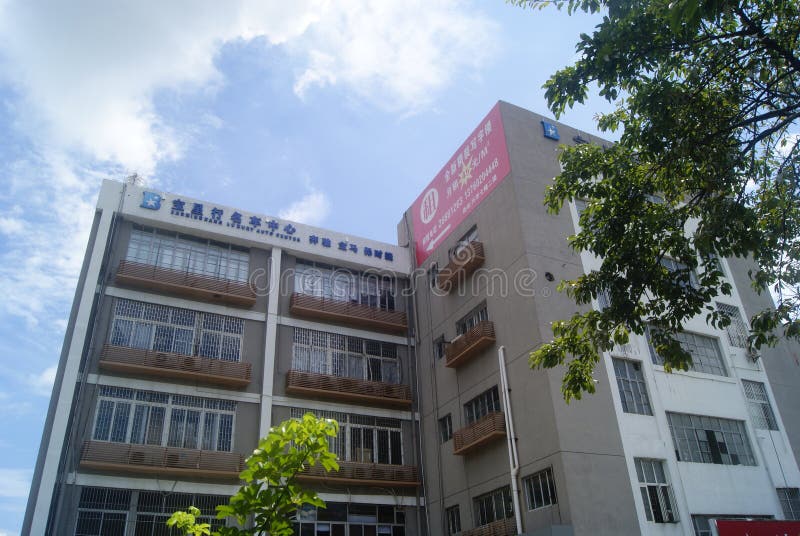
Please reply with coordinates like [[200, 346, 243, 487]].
[[0, 2, 612, 533]]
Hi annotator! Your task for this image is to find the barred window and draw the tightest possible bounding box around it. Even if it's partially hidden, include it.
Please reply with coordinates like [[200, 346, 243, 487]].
[[135, 491, 228, 535], [742, 380, 778, 430], [659, 257, 699, 289], [293, 502, 406, 536], [523, 468, 557, 511], [294, 259, 397, 311], [92, 386, 236, 452], [464, 386, 501, 425], [439, 414, 453, 443], [446, 505, 461, 536], [75, 487, 131, 536], [127, 225, 249, 282], [110, 298, 244, 362], [717, 303, 749, 349], [292, 327, 400, 384], [634, 459, 678, 523], [291, 408, 403, 465], [456, 304, 488, 336], [647, 328, 727, 376], [613, 359, 652, 415], [434, 335, 447, 360], [667, 412, 756, 466], [473, 486, 513, 527], [778, 488, 800, 520]]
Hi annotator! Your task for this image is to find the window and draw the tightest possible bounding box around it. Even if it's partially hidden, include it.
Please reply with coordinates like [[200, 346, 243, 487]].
[[634, 459, 678, 523], [110, 298, 244, 361], [613, 359, 652, 415], [691, 515, 772, 536], [456, 305, 488, 336], [659, 257, 699, 290], [523, 468, 557, 510], [75, 487, 130, 536], [742, 380, 778, 430], [429, 263, 439, 288], [434, 336, 447, 361], [473, 486, 513, 527], [292, 328, 400, 384], [135, 492, 228, 535], [92, 386, 236, 452], [647, 328, 727, 376], [716, 303, 748, 349], [464, 386, 501, 425], [777, 488, 800, 520], [446, 505, 461, 536], [291, 408, 403, 465], [667, 412, 756, 466], [574, 199, 587, 219], [597, 288, 611, 311], [293, 502, 406, 536], [294, 259, 397, 311], [439, 415, 453, 443], [127, 225, 249, 282]]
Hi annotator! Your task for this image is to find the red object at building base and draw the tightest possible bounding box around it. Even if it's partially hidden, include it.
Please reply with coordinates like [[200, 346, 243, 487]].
[[715, 519, 800, 536]]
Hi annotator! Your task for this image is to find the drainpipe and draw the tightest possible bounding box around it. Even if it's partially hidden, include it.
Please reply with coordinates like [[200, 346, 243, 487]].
[[499, 345, 523, 535]]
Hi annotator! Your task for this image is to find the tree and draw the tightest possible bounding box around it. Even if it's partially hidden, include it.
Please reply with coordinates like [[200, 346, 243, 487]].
[[512, 0, 800, 400], [167, 413, 339, 536]]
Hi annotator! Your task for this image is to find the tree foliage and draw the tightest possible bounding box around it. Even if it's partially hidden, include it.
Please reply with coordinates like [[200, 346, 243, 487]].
[[167, 413, 339, 536], [512, 0, 800, 400]]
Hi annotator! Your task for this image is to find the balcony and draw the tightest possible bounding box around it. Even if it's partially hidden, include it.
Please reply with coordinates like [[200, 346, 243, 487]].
[[461, 518, 517, 536], [453, 412, 506, 456], [115, 260, 256, 307], [297, 460, 420, 488], [445, 321, 496, 368], [98, 344, 252, 389], [286, 370, 412, 409], [79, 441, 244, 481], [289, 293, 407, 334], [437, 241, 485, 292]]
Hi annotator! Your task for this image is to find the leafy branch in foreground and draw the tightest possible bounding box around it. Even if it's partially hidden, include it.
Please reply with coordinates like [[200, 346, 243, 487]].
[[167, 413, 339, 535], [511, 0, 799, 400]]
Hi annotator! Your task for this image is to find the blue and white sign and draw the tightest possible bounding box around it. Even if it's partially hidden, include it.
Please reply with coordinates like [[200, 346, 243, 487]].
[[140, 191, 162, 210], [541, 120, 560, 141]]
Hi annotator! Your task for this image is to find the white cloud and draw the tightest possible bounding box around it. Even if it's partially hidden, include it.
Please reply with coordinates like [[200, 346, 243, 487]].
[[0, 469, 30, 498], [279, 188, 331, 226], [26, 365, 57, 397]]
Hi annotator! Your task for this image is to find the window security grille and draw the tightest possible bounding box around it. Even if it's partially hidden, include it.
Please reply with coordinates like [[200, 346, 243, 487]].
[[294, 259, 397, 311], [716, 303, 749, 349], [292, 327, 400, 383], [111, 298, 244, 362], [464, 386, 501, 425], [634, 459, 678, 523], [293, 502, 406, 536], [92, 386, 236, 451], [613, 359, 652, 415], [742, 380, 779, 430], [647, 328, 727, 376], [523, 468, 558, 511], [290, 408, 403, 465], [127, 225, 249, 282], [446, 506, 461, 536], [473, 486, 513, 527], [456, 305, 488, 336], [777, 488, 800, 520], [666, 412, 756, 466], [75, 487, 131, 536], [659, 257, 699, 289], [135, 492, 228, 535]]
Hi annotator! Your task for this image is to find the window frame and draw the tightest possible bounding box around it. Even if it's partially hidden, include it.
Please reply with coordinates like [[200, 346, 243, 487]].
[[634, 458, 679, 523], [456, 303, 489, 336], [777, 487, 800, 520], [473, 486, 513, 527], [647, 327, 728, 377], [439, 414, 453, 444], [742, 380, 779, 431], [294, 259, 398, 311], [612, 358, 653, 416], [666, 412, 756, 466], [523, 467, 558, 511], [463, 386, 501, 426], [446, 505, 461, 536]]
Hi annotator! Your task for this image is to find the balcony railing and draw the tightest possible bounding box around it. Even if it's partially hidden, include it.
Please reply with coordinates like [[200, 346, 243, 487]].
[[289, 293, 407, 334], [116, 260, 256, 307], [437, 241, 485, 292], [297, 460, 420, 488], [445, 321, 496, 368], [453, 411, 506, 456], [80, 441, 244, 481], [99, 344, 252, 388], [461, 518, 517, 536], [286, 370, 412, 408]]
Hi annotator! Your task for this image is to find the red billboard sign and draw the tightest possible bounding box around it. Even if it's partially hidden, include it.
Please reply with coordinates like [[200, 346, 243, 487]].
[[715, 520, 800, 536], [410, 102, 511, 264]]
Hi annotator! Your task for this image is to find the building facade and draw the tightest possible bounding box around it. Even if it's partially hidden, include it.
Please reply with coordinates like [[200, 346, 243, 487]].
[[24, 100, 800, 536]]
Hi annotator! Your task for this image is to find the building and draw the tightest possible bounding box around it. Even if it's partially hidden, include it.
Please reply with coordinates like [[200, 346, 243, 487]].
[[24, 100, 800, 536]]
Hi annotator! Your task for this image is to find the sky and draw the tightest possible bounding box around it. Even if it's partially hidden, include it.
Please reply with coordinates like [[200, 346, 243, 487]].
[[0, 2, 613, 533]]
